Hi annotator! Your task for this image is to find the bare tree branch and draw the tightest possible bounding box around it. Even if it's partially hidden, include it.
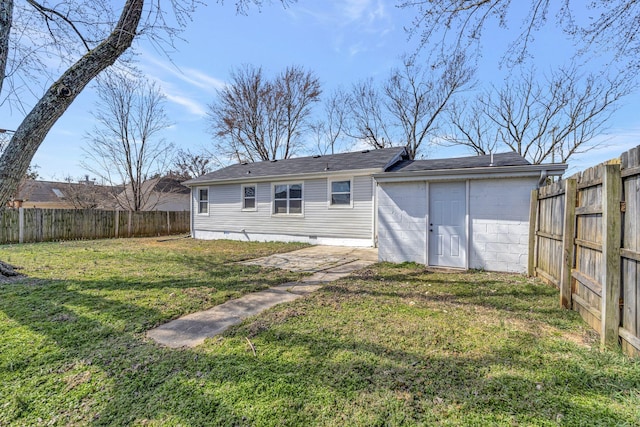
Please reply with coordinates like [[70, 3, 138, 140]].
[[400, 1, 640, 69], [208, 64, 321, 162], [345, 54, 474, 158], [440, 65, 634, 163], [81, 70, 174, 211]]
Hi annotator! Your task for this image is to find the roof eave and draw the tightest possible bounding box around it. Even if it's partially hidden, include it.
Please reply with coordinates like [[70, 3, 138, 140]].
[[373, 164, 568, 183], [183, 167, 387, 187]]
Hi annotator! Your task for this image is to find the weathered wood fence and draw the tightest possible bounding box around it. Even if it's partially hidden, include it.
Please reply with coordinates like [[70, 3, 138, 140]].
[[529, 145, 640, 357], [0, 208, 190, 244]]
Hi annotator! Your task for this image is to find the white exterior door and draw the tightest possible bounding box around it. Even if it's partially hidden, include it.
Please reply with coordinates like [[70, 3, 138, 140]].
[[428, 182, 466, 268]]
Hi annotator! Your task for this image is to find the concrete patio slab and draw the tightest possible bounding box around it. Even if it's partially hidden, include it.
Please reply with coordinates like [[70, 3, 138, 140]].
[[147, 246, 377, 348]]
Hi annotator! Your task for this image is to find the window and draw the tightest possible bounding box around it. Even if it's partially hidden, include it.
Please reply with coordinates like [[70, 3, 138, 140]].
[[242, 185, 256, 210], [197, 187, 208, 214], [273, 183, 302, 214], [330, 179, 352, 207]]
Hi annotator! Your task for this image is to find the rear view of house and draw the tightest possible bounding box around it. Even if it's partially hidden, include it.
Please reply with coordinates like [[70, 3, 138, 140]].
[[184, 148, 567, 273], [183, 147, 406, 247]]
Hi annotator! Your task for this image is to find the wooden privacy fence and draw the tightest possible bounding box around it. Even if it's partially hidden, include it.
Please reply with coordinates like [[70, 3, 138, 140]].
[[0, 208, 190, 244], [529, 145, 640, 357]]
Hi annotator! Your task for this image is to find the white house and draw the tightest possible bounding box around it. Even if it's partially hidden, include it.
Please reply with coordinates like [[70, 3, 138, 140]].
[[183, 147, 406, 247], [183, 148, 567, 273]]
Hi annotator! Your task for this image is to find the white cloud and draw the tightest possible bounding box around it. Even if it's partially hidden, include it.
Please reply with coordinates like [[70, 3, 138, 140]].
[[341, 0, 387, 25], [164, 93, 207, 117], [140, 53, 225, 93]]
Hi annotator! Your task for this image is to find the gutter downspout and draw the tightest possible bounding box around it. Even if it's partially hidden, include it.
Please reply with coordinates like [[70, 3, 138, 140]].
[[537, 170, 548, 188]]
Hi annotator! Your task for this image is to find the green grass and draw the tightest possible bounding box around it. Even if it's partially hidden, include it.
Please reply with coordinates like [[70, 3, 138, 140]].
[[0, 240, 639, 426]]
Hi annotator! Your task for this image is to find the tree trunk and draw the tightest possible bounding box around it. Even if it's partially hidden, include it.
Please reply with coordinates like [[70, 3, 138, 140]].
[[0, 0, 144, 207], [0, 0, 12, 95]]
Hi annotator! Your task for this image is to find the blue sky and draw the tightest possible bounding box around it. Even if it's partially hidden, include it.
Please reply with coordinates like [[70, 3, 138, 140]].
[[4, 0, 640, 180]]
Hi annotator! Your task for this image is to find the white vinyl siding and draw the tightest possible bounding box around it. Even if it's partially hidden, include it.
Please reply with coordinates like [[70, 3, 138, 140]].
[[192, 176, 374, 240]]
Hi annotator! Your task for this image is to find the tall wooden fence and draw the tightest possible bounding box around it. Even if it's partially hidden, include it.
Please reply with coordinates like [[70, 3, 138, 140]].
[[529, 145, 640, 357], [0, 208, 190, 244]]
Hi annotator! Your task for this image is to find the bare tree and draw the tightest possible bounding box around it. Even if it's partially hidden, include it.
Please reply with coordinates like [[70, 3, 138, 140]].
[[209, 64, 321, 162], [310, 89, 351, 155], [400, 1, 640, 68], [384, 54, 474, 159], [344, 78, 393, 149], [345, 54, 474, 159], [440, 99, 500, 156], [171, 148, 218, 180], [441, 66, 633, 163], [0, 0, 294, 210], [81, 71, 174, 211]]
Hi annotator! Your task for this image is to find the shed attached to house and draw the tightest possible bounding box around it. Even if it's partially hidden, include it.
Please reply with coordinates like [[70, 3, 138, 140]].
[[183, 147, 406, 247], [374, 152, 567, 273]]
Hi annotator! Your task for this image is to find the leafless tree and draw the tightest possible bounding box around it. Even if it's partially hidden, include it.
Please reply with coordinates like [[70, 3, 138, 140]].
[[171, 148, 219, 180], [81, 71, 174, 211], [0, 0, 294, 210], [344, 78, 393, 150], [400, 1, 640, 68], [208, 64, 321, 162], [440, 66, 633, 163], [440, 99, 500, 156], [310, 89, 351, 155], [345, 54, 474, 159], [384, 54, 474, 159]]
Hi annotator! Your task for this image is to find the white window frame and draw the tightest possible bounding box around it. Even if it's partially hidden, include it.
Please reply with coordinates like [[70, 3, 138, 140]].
[[272, 182, 304, 216], [328, 177, 354, 209], [196, 187, 209, 215], [241, 183, 257, 211]]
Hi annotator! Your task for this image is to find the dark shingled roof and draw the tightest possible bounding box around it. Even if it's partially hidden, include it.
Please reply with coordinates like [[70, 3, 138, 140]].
[[387, 151, 530, 173], [184, 147, 407, 185]]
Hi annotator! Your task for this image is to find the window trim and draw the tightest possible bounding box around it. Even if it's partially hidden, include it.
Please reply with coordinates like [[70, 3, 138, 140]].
[[328, 177, 354, 209], [196, 186, 209, 215], [272, 182, 304, 216], [241, 183, 257, 211]]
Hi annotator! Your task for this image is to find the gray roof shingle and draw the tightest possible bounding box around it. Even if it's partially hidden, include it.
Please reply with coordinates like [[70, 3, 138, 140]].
[[387, 151, 530, 173], [184, 147, 407, 185]]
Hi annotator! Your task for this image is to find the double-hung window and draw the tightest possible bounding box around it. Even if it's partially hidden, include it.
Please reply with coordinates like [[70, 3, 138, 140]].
[[330, 179, 352, 207], [273, 183, 302, 214], [242, 185, 256, 210], [197, 187, 209, 214]]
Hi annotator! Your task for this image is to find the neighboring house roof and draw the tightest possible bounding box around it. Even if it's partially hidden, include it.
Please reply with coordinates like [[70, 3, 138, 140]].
[[17, 180, 69, 204], [183, 147, 407, 186], [151, 176, 191, 194], [115, 176, 190, 211], [16, 180, 119, 208]]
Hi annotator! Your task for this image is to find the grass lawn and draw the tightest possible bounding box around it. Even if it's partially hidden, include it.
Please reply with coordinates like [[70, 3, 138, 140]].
[[0, 238, 639, 426]]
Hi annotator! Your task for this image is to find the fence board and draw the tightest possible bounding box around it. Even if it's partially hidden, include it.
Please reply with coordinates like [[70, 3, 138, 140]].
[[534, 180, 565, 287], [621, 145, 640, 356], [532, 144, 640, 357], [0, 209, 190, 244]]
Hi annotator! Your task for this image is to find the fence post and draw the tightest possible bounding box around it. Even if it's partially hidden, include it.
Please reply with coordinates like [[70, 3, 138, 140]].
[[560, 179, 577, 309], [167, 211, 171, 234], [127, 210, 133, 237], [601, 163, 622, 349], [528, 189, 539, 277], [114, 210, 119, 238], [18, 207, 24, 244]]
